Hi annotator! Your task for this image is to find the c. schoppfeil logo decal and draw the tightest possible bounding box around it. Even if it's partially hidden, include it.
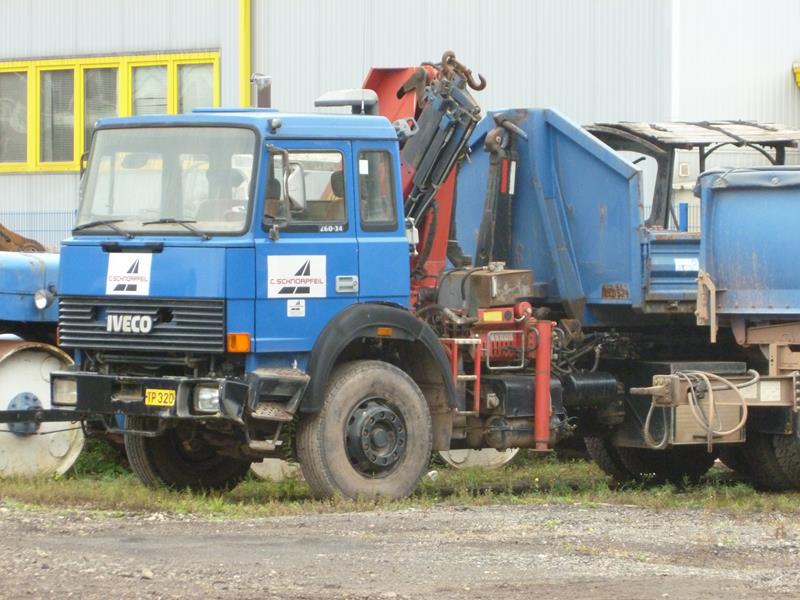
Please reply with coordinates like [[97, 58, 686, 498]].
[[115, 259, 141, 292], [281, 260, 312, 295], [106, 253, 152, 296], [267, 255, 326, 298]]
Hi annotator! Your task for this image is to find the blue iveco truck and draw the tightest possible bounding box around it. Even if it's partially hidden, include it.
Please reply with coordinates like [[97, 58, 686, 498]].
[[3, 52, 800, 497], [57, 109, 432, 496]]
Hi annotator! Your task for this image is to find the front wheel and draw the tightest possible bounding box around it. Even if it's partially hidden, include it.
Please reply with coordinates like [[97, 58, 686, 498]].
[[297, 360, 432, 500], [124, 417, 251, 491]]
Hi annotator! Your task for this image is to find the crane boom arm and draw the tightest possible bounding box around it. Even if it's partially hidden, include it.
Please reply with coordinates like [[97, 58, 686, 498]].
[[364, 52, 485, 299]]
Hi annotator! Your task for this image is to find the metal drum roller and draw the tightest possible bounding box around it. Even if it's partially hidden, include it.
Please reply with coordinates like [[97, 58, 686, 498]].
[[0, 341, 84, 477], [439, 448, 520, 470], [250, 459, 301, 481]]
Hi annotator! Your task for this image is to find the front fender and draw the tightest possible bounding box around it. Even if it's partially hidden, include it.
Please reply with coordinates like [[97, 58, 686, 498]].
[[300, 303, 456, 413]]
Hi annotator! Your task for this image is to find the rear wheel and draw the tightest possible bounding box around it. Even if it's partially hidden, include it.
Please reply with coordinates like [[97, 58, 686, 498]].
[[718, 445, 752, 477], [297, 360, 432, 500], [124, 417, 251, 491], [741, 431, 791, 491], [584, 437, 637, 482], [770, 432, 800, 489], [616, 445, 717, 484]]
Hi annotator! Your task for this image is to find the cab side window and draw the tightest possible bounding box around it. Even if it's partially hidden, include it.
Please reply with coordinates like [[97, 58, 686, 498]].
[[358, 150, 397, 231], [266, 150, 347, 230]]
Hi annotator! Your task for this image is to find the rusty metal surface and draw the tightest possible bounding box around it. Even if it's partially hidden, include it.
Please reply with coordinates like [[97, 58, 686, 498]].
[[601, 284, 630, 300], [649, 232, 700, 241], [588, 121, 800, 146], [0, 340, 72, 366], [436, 51, 486, 91], [697, 168, 800, 329], [0, 224, 45, 252], [745, 322, 800, 345]]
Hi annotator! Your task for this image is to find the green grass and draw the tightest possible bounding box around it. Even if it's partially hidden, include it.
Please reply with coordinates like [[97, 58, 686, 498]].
[[2, 440, 800, 517]]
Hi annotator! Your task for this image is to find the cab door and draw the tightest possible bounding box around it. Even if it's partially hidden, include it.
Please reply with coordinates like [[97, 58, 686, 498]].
[[254, 141, 358, 354], [352, 142, 409, 306]]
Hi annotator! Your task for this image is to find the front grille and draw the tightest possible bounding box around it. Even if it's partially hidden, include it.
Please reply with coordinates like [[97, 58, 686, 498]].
[[59, 297, 225, 353]]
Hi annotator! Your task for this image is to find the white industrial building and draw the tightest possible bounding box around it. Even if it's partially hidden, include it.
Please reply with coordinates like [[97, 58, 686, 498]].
[[1, 0, 799, 246]]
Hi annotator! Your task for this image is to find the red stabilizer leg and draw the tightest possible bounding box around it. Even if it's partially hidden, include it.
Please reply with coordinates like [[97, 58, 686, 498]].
[[533, 320, 553, 451]]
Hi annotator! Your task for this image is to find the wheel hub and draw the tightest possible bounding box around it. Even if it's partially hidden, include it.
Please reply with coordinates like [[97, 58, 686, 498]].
[[7, 392, 42, 436], [346, 398, 406, 476]]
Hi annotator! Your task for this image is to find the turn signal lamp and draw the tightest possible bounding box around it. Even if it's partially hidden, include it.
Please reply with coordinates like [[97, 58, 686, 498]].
[[226, 333, 251, 353], [480, 310, 504, 323]]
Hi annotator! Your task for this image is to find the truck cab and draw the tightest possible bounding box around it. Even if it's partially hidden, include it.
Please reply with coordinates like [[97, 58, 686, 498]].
[[50, 109, 453, 495], [64, 110, 409, 357]]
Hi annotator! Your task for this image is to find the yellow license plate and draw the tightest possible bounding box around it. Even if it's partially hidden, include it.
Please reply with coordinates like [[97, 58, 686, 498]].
[[144, 388, 176, 407]]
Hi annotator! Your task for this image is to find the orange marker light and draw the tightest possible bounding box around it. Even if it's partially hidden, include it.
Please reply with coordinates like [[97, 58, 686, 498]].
[[376, 326, 394, 337], [481, 310, 504, 323], [226, 333, 251, 353]]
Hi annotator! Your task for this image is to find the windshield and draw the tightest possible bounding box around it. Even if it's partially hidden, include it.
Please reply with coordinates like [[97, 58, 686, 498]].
[[77, 126, 256, 235]]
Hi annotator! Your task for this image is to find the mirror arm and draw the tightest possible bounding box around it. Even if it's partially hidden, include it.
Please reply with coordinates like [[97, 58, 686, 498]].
[[268, 223, 281, 241], [265, 144, 292, 240], [79, 150, 89, 178]]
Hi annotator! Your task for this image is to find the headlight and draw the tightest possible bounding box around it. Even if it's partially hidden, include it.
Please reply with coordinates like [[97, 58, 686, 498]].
[[34, 288, 55, 310], [193, 384, 220, 413], [52, 377, 77, 406]]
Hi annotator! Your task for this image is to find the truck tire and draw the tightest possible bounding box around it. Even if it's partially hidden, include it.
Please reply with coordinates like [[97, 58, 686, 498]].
[[296, 360, 432, 500], [615, 446, 716, 484], [584, 437, 637, 482], [718, 446, 752, 478], [124, 417, 251, 491], [770, 433, 800, 489], [741, 432, 791, 491]]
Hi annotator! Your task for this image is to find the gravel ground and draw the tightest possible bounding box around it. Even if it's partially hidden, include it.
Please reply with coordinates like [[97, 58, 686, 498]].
[[1, 503, 799, 599]]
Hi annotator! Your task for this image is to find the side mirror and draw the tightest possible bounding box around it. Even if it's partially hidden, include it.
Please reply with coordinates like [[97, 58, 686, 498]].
[[285, 162, 306, 212]]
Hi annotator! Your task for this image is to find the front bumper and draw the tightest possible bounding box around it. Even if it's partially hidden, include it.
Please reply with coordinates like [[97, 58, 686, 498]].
[[0, 369, 309, 426]]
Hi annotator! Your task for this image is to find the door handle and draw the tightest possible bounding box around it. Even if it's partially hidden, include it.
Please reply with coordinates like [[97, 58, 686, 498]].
[[336, 275, 359, 293]]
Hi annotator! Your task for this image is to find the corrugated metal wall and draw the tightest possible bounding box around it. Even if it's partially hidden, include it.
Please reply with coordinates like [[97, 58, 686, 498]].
[[0, 0, 241, 104], [3, 0, 800, 242], [669, 0, 800, 231], [0, 0, 240, 218], [675, 0, 800, 125], [253, 0, 674, 123]]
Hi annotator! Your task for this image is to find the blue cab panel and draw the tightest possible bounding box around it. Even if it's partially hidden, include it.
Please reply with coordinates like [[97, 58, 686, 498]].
[[0, 251, 59, 323], [252, 137, 409, 356], [454, 108, 700, 327], [59, 242, 228, 298], [699, 167, 800, 321], [59, 239, 255, 338], [63, 109, 409, 362]]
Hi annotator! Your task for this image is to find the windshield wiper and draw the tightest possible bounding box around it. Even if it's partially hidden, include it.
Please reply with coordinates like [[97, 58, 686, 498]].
[[73, 219, 133, 239], [141, 218, 210, 241]]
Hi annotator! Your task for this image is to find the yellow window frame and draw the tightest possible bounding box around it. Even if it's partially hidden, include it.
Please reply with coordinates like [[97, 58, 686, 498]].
[[0, 51, 220, 174]]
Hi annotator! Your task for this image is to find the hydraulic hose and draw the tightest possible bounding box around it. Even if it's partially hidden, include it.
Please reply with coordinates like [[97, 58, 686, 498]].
[[643, 369, 758, 451]]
